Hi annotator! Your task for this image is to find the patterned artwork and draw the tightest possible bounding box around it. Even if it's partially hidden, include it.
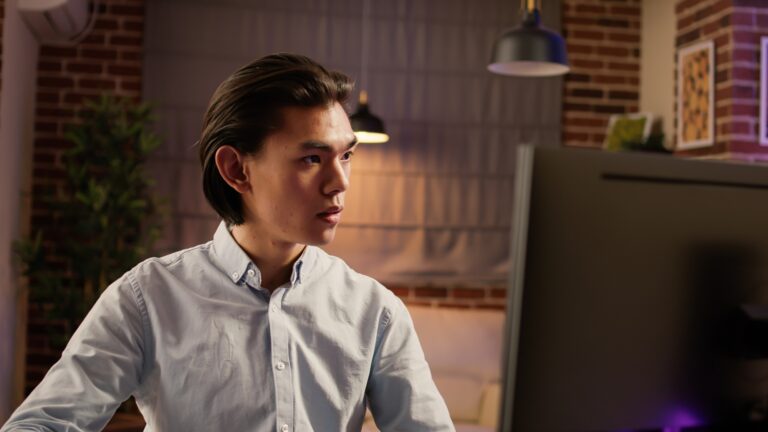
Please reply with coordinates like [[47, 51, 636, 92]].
[[677, 41, 715, 149]]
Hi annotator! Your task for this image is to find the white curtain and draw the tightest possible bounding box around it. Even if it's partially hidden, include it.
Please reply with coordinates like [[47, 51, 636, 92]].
[[143, 0, 563, 285]]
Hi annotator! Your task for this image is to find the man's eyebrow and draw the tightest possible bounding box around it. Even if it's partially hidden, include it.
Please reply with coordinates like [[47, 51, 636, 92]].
[[301, 139, 359, 151]]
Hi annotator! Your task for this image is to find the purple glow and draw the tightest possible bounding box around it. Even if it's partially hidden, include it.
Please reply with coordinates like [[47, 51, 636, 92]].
[[661, 406, 704, 432]]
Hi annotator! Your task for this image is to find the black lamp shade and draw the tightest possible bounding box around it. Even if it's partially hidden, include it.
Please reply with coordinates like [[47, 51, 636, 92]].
[[488, 9, 569, 77], [349, 95, 389, 144]]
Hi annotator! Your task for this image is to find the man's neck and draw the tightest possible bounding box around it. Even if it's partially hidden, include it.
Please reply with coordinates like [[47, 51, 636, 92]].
[[230, 224, 306, 292]]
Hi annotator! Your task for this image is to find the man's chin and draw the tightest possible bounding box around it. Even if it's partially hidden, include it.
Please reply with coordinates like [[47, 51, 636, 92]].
[[305, 229, 337, 246]]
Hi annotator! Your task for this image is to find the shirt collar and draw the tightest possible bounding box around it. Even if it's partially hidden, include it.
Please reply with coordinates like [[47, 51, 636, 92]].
[[211, 221, 318, 287]]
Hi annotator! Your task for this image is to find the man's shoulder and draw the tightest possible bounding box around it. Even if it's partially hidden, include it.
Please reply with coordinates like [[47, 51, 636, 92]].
[[309, 247, 400, 304], [126, 241, 214, 283]]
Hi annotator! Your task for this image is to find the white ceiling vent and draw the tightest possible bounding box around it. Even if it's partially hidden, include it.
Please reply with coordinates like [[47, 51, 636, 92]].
[[18, 0, 91, 44]]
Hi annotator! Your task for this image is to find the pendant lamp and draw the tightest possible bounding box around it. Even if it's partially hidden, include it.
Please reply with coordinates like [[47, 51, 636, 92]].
[[349, 0, 389, 144], [488, 0, 569, 77]]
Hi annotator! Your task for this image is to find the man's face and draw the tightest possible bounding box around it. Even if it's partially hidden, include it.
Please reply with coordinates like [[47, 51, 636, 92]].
[[240, 101, 357, 247]]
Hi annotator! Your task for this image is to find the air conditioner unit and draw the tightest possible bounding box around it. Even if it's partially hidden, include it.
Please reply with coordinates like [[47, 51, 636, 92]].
[[18, 0, 90, 44]]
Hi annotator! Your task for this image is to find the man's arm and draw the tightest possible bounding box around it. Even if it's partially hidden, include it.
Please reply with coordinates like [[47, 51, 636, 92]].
[[2, 274, 147, 431], [366, 300, 455, 432]]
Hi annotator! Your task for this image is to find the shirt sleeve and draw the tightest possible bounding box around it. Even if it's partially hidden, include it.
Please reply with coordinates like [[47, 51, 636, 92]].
[[366, 299, 455, 432], [2, 273, 147, 432]]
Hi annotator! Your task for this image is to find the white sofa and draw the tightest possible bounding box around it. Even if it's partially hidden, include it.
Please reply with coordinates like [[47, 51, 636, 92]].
[[363, 304, 505, 432]]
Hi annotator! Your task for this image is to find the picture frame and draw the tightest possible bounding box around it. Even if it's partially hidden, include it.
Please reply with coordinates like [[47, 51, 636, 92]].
[[603, 112, 654, 151], [677, 40, 715, 150], [760, 37, 768, 145]]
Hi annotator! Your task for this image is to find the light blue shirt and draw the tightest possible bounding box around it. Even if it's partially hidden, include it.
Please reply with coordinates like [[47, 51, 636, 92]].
[[2, 222, 454, 431]]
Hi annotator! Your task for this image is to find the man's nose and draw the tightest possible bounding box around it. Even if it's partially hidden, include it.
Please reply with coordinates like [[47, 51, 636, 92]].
[[323, 159, 349, 196]]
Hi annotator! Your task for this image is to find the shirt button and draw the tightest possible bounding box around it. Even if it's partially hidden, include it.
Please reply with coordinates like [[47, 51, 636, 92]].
[[247, 269, 255, 277], [271, 305, 278, 312], [232, 272, 238, 279], [280, 424, 289, 432], [276, 361, 286, 371]]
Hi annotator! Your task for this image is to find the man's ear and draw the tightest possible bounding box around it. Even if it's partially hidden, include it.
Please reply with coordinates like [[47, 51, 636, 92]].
[[215, 145, 250, 194]]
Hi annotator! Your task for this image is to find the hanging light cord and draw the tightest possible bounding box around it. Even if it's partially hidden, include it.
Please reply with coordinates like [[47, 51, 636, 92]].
[[360, 0, 371, 98]]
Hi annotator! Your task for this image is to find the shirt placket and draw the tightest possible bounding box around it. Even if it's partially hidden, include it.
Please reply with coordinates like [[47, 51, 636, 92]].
[[268, 286, 294, 432]]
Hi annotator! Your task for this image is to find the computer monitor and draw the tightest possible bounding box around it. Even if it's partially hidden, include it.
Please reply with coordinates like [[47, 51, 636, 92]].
[[500, 146, 768, 431]]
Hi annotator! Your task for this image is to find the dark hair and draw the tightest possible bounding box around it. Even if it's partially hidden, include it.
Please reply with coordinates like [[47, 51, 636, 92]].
[[198, 53, 353, 225]]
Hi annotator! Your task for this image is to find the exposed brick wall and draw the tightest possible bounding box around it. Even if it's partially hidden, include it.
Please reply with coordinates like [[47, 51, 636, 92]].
[[728, 0, 768, 156], [675, 0, 768, 158], [26, 0, 145, 394], [385, 283, 507, 310], [561, 0, 642, 148], [675, 0, 734, 157]]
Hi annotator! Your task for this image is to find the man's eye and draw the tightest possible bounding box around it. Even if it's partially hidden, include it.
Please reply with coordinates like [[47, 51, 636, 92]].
[[341, 151, 354, 161], [303, 155, 321, 164]]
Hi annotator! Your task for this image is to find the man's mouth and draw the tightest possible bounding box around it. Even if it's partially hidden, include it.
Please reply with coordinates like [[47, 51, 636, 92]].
[[317, 206, 343, 224]]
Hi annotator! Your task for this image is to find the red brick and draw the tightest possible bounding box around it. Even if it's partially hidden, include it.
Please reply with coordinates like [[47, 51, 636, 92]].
[[66, 62, 103, 74], [476, 304, 505, 311], [610, 5, 641, 16], [81, 48, 118, 60], [110, 35, 143, 47], [597, 46, 630, 57], [564, 116, 607, 127], [82, 33, 106, 45], [593, 74, 627, 84], [731, 103, 758, 116], [38, 61, 62, 72], [120, 51, 142, 61], [564, 131, 589, 141], [123, 20, 144, 32], [567, 44, 594, 54], [452, 288, 485, 299], [35, 138, 71, 150], [563, 16, 597, 26], [37, 76, 74, 89], [36, 92, 59, 103], [387, 286, 410, 297], [93, 19, 119, 30], [572, 59, 603, 69], [572, 30, 604, 40], [36, 107, 74, 118], [414, 287, 448, 298], [490, 289, 507, 299], [39, 46, 77, 58], [78, 78, 116, 90], [608, 32, 640, 43], [711, 0, 732, 15], [608, 61, 639, 71], [732, 67, 758, 81], [120, 80, 142, 91], [110, 5, 144, 16], [108, 64, 142, 76], [576, 4, 606, 14], [731, 11, 755, 26]]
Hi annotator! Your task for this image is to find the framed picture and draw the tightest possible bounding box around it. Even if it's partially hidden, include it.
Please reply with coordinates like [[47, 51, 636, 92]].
[[677, 40, 715, 150], [760, 37, 768, 145], [603, 112, 654, 151]]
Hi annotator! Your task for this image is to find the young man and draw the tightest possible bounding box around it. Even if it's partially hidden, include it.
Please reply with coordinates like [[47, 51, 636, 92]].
[[2, 54, 454, 431]]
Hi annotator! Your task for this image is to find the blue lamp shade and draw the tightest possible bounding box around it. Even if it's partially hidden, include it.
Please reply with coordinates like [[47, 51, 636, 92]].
[[488, 8, 569, 77], [349, 90, 389, 144]]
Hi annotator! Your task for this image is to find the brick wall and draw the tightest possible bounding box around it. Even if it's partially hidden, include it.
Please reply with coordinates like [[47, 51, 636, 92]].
[[675, 0, 768, 158], [26, 0, 145, 393], [729, 0, 768, 156], [561, 0, 642, 148], [675, 0, 733, 157], [386, 283, 507, 310]]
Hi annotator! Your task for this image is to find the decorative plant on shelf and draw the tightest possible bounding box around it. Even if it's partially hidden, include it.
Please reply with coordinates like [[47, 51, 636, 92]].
[[15, 94, 164, 342]]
